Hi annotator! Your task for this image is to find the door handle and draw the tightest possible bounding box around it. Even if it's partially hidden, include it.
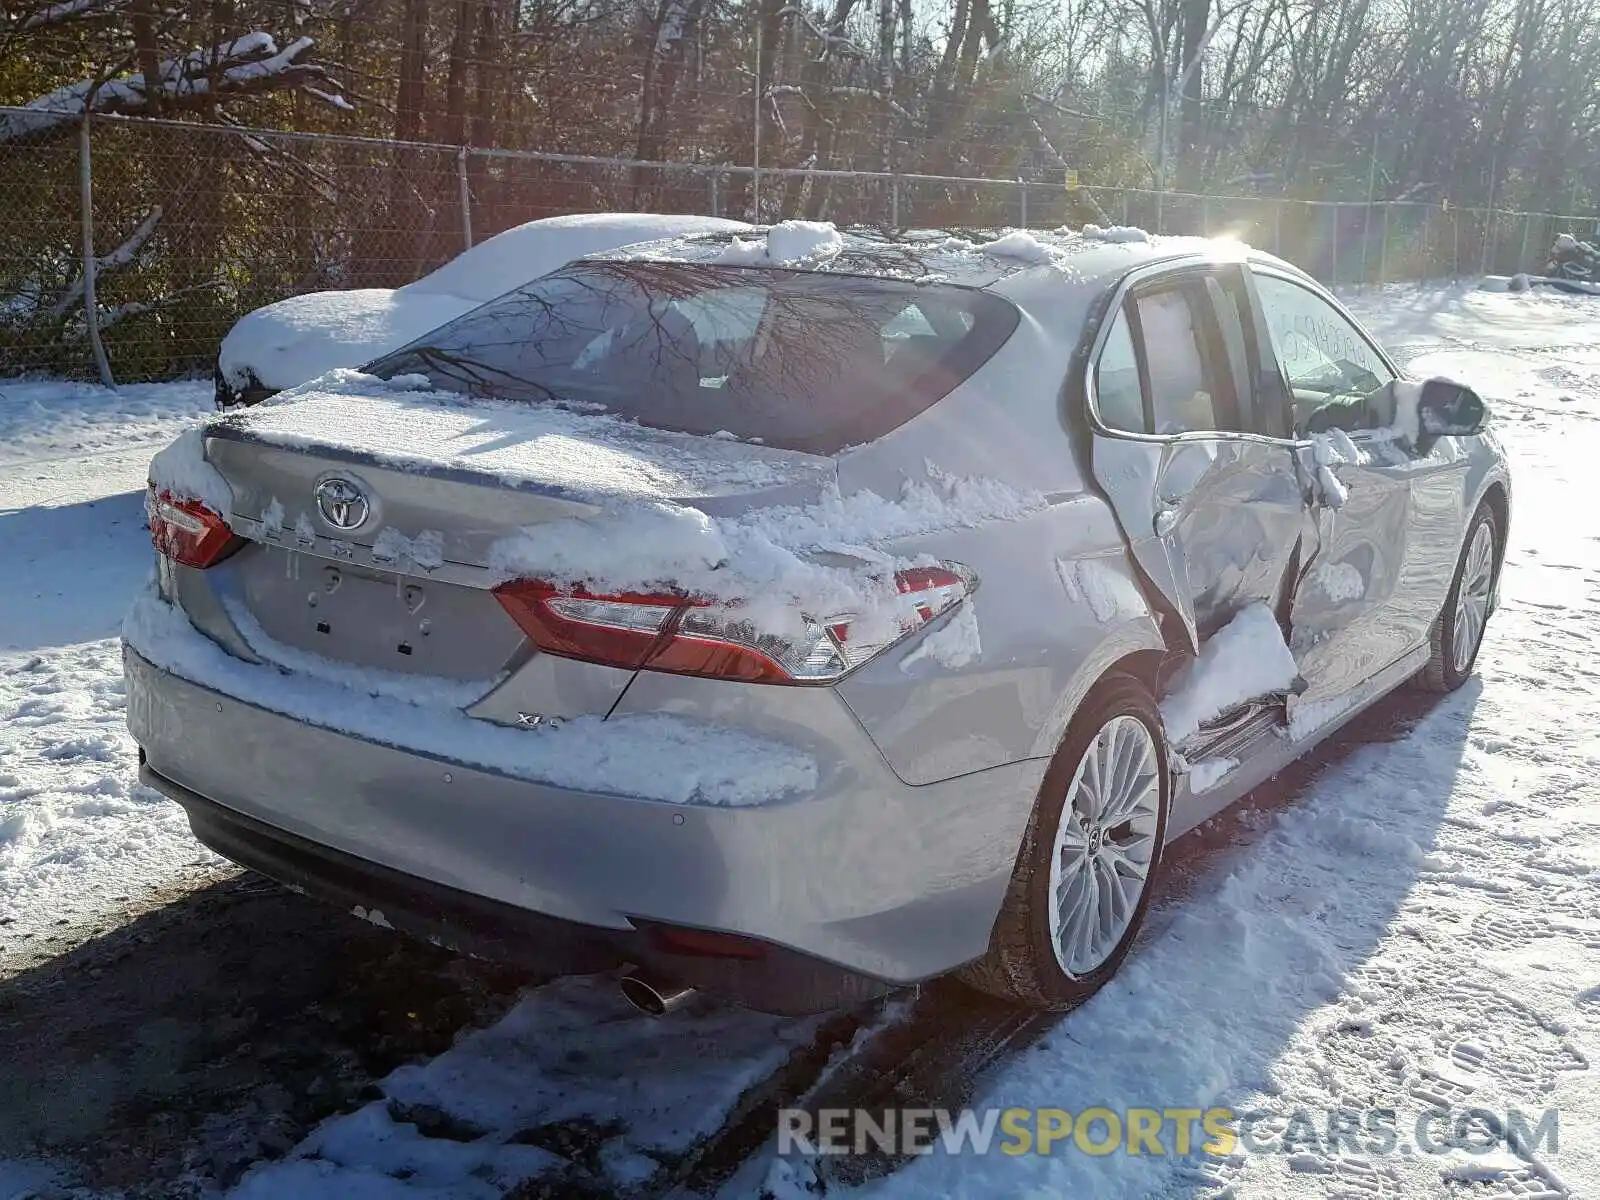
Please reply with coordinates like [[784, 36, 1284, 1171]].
[[1153, 504, 1180, 537]]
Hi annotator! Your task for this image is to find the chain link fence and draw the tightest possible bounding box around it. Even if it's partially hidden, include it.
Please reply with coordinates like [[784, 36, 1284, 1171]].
[[4, 107, 1599, 385]]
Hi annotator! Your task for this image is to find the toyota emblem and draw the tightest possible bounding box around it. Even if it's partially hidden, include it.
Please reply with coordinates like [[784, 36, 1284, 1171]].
[[315, 477, 370, 531]]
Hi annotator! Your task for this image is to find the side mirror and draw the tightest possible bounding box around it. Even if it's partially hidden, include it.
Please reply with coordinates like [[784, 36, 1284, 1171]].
[[1413, 378, 1486, 451]]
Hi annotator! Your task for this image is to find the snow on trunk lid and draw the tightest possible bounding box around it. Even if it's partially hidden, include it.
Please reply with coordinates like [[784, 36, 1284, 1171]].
[[201, 377, 838, 570]]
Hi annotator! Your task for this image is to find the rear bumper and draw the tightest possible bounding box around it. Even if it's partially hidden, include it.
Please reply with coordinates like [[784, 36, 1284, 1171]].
[[139, 759, 885, 1013], [124, 636, 1044, 1002]]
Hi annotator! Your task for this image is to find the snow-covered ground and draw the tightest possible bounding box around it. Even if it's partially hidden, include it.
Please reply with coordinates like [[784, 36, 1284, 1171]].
[[1, 282, 1597, 1198]]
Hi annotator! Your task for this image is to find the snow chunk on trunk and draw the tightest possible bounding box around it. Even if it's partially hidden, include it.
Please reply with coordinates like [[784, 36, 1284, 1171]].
[[488, 470, 1044, 638], [1159, 603, 1299, 745], [717, 221, 843, 266], [147, 427, 232, 519]]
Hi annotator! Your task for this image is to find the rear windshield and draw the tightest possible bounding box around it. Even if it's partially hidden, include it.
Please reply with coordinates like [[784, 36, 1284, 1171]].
[[365, 261, 1018, 454]]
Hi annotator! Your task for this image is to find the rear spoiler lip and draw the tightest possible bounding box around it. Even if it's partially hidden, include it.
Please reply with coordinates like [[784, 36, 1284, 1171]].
[[202, 419, 612, 508]]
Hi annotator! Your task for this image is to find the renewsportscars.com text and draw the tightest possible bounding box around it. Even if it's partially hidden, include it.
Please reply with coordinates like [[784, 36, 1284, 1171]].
[[777, 1105, 1560, 1159]]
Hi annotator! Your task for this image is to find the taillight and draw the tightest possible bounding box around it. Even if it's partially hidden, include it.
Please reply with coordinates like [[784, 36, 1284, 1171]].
[[147, 487, 238, 568], [492, 563, 975, 685]]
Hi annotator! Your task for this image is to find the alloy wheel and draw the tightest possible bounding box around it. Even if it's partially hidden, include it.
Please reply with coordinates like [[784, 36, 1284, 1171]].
[[1046, 713, 1163, 977], [1453, 520, 1495, 673]]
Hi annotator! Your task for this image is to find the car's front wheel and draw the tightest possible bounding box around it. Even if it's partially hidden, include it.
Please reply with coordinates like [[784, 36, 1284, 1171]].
[[1416, 502, 1500, 693], [959, 673, 1170, 1010]]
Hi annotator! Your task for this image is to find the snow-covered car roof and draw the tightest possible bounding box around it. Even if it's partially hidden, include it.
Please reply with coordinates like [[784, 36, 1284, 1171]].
[[218, 212, 753, 395], [580, 222, 1285, 309]]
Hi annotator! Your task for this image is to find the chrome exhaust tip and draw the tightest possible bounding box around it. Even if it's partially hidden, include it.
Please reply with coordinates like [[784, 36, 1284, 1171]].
[[619, 970, 697, 1017]]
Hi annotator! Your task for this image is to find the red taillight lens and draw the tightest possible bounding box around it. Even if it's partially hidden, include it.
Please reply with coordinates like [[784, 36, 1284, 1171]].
[[492, 563, 975, 684], [147, 488, 238, 568]]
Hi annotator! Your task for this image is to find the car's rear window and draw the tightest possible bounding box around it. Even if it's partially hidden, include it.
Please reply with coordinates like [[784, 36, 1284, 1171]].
[[365, 262, 1019, 454]]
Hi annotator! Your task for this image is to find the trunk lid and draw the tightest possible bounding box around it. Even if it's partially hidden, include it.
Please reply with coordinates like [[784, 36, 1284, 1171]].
[[193, 383, 836, 719], [206, 385, 836, 561]]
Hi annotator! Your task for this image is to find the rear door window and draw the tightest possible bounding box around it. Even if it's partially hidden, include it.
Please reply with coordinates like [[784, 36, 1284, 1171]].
[[367, 263, 1019, 454], [1135, 287, 1220, 434]]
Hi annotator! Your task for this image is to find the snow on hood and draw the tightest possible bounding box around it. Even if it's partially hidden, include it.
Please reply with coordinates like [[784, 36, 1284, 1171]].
[[424, 213, 751, 302], [217, 289, 471, 391], [218, 213, 752, 391]]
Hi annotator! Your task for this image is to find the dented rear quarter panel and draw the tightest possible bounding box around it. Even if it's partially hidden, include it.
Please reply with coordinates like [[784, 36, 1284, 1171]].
[[830, 309, 1167, 787]]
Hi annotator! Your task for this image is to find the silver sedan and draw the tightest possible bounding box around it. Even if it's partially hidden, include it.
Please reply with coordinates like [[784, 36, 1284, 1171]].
[[125, 228, 1509, 1015]]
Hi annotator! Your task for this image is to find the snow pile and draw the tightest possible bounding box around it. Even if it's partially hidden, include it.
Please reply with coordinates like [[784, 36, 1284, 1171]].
[[716, 220, 844, 266], [0, 378, 211, 466], [899, 602, 982, 672], [124, 586, 819, 807], [218, 290, 468, 392], [1308, 432, 1352, 507], [489, 469, 1041, 637], [423, 213, 750, 302], [146, 427, 233, 518], [973, 230, 1062, 265], [220, 213, 751, 391], [371, 526, 445, 571], [1079, 223, 1153, 244], [1307, 560, 1365, 603], [1186, 756, 1238, 793], [1159, 603, 1300, 744], [228, 975, 821, 1198]]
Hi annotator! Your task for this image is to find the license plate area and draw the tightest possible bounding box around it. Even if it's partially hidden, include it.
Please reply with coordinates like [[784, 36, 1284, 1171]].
[[233, 547, 524, 682]]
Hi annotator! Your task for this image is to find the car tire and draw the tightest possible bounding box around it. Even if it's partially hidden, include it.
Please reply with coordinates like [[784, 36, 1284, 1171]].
[[958, 672, 1170, 1011], [1415, 503, 1500, 694]]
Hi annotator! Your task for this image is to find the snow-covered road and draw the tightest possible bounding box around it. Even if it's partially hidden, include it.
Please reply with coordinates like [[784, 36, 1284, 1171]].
[[1, 286, 1597, 1199]]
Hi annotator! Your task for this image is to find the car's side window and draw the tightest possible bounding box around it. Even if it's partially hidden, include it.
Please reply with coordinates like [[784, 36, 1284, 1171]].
[[1252, 274, 1396, 435], [1094, 307, 1145, 433], [1134, 286, 1220, 435]]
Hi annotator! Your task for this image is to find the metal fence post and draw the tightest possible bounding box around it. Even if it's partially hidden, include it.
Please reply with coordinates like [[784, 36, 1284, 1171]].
[[1201, 195, 1209, 236], [1019, 180, 1027, 228], [1330, 204, 1339, 286], [1518, 211, 1531, 274], [78, 112, 115, 388], [710, 170, 721, 218], [1422, 206, 1432, 279], [1452, 212, 1460, 279], [1379, 203, 1389, 284], [456, 146, 474, 251], [1273, 200, 1282, 257], [890, 177, 900, 229]]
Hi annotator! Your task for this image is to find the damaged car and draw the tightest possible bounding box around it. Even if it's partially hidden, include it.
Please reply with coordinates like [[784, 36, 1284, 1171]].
[[126, 224, 1509, 1016]]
